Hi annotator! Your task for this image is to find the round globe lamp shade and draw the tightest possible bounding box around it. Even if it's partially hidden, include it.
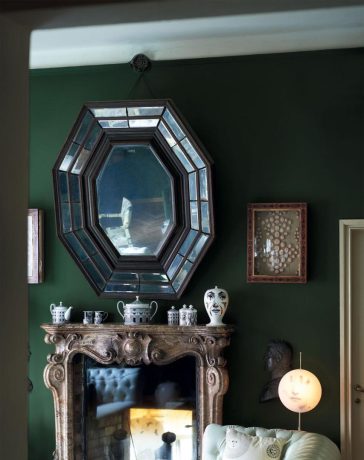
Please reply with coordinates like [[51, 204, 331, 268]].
[[278, 369, 322, 413]]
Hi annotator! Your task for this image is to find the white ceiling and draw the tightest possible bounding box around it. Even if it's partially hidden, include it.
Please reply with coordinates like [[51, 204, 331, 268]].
[[29, 3, 364, 69]]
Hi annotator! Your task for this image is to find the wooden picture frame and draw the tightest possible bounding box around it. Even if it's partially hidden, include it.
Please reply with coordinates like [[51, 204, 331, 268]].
[[28, 209, 44, 284], [247, 203, 307, 283]]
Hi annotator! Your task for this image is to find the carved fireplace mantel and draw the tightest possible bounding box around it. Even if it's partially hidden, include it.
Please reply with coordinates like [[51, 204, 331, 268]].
[[41, 323, 234, 459]]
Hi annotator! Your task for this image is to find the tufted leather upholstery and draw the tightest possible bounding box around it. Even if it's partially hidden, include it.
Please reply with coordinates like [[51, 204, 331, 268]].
[[87, 367, 141, 418], [202, 424, 341, 460]]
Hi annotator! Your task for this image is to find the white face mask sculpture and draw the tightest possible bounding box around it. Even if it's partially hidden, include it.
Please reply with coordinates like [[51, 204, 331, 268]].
[[204, 286, 229, 326]]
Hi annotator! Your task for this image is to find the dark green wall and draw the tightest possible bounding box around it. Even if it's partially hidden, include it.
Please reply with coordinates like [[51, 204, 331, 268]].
[[29, 49, 364, 459]]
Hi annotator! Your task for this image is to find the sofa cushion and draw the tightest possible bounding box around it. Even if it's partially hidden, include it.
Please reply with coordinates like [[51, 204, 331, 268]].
[[222, 428, 286, 460], [87, 367, 141, 418], [202, 424, 342, 460]]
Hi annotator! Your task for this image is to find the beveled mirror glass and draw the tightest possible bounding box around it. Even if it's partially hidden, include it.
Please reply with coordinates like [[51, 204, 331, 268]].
[[53, 99, 214, 298]]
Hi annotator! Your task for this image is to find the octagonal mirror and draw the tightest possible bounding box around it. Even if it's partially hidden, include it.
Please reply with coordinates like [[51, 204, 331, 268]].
[[53, 99, 214, 298]]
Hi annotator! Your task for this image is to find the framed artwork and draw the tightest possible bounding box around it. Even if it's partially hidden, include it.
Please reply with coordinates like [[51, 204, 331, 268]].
[[28, 208, 44, 284], [247, 203, 307, 283]]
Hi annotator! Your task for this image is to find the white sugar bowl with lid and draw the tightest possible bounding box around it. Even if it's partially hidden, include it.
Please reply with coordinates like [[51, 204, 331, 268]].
[[117, 296, 158, 325]]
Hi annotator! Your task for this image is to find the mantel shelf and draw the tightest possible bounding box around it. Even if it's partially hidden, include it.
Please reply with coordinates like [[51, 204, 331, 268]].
[[41, 322, 234, 334]]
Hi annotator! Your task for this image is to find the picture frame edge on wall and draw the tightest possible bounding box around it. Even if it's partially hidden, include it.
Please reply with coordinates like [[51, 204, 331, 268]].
[[28, 208, 44, 284], [247, 202, 307, 284]]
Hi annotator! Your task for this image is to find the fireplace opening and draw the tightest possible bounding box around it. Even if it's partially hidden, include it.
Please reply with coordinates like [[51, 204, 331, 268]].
[[73, 354, 197, 460]]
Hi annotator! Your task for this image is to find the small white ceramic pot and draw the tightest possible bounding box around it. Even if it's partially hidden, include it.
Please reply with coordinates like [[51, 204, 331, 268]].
[[167, 306, 179, 325], [185, 305, 197, 325], [179, 304, 189, 326]]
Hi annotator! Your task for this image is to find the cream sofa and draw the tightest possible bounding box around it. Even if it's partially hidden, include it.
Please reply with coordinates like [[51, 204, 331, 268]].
[[202, 424, 341, 460]]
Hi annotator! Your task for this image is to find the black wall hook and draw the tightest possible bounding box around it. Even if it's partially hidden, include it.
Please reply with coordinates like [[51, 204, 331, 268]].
[[129, 54, 152, 73]]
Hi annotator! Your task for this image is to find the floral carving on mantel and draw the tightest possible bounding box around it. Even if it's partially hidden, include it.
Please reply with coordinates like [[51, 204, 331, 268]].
[[42, 323, 233, 460]]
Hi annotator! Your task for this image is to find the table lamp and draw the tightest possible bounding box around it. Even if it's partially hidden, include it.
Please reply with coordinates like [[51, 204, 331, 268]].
[[278, 352, 322, 430]]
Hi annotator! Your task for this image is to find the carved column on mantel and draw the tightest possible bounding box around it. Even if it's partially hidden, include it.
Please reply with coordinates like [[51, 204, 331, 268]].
[[41, 323, 234, 460]]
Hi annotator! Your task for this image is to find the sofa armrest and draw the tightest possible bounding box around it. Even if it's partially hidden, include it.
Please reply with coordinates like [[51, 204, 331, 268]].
[[202, 424, 226, 460], [284, 432, 341, 460]]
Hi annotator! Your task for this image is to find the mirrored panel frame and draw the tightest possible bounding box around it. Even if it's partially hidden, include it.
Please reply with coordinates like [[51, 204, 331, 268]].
[[53, 99, 214, 298]]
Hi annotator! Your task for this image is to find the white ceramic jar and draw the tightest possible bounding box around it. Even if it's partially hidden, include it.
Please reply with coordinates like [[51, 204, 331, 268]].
[[204, 286, 229, 326], [179, 304, 189, 326], [167, 306, 179, 325], [186, 305, 197, 325]]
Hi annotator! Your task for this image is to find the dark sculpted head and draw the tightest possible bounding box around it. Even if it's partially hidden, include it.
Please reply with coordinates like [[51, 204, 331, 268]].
[[264, 339, 293, 375], [259, 339, 293, 403]]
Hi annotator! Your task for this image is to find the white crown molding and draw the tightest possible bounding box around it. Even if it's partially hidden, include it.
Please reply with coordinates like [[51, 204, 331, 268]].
[[30, 6, 364, 69]]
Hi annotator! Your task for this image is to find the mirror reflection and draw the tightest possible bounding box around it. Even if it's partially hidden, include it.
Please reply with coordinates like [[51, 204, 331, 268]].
[[96, 144, 174, 256], [82, 356, 196, 460]]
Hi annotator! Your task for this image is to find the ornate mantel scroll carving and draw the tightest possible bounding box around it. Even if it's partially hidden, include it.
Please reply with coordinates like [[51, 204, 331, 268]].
[[41, 323, 233, 460]]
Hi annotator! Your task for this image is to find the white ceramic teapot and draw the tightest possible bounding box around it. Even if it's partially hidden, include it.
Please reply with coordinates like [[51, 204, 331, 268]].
[[204, 286, 229, 326], [117, 296, 158, 325], [50, 301, 73, 324]]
